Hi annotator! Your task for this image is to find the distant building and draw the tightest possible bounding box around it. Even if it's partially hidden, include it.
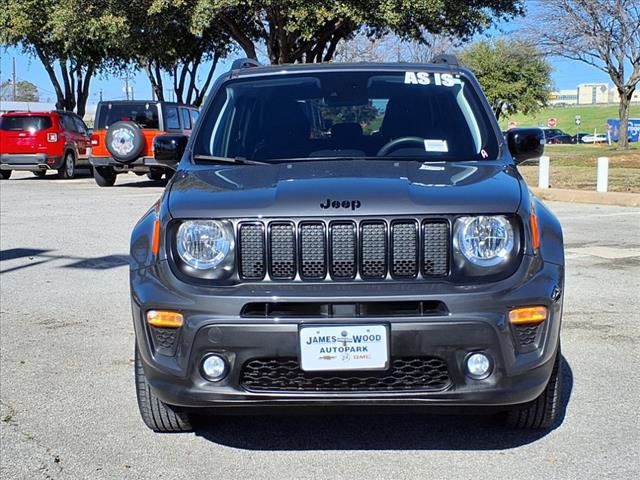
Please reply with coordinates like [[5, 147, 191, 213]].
[[548, 89, 578, 105], [548, 83, 640, 106], [577, 83, 610, 104], [609, 88, 640, 104]]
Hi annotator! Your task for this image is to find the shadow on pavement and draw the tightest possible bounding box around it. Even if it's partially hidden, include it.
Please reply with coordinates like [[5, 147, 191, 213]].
[[0, 248, 129, 274], [63, 254, 130, 270], [194, 356, 573, 451], [0, 248, 52, 261], [113, 176, 167, 188], [10, 169, 93, 180]]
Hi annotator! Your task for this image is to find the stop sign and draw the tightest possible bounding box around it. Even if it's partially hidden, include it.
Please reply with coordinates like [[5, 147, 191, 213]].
[[547, 117, 557, 128]]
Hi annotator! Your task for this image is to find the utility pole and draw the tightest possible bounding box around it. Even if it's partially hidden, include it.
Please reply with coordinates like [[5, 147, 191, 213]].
[[99, 88, 103, 101], [125, 76, 130, 100], [12, 57, 17, 101]]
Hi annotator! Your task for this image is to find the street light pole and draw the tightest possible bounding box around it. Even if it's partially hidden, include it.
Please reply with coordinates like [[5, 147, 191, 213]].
[[12, 57, 17, 101]]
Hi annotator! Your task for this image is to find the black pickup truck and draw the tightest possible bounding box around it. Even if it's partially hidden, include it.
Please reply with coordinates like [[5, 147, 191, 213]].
[[130, 57, 564, 432]]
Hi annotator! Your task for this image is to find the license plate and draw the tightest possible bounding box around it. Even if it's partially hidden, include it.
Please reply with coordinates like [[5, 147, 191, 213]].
[[299, 324, 388, 372]]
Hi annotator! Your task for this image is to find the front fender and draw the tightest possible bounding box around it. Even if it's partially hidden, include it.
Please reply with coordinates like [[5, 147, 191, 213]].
[[130, 194, 170, 271], [533, 197, 564, 266]]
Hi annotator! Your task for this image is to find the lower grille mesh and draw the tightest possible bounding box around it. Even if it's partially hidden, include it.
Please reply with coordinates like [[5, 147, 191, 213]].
[[240, 357, 451, 392]]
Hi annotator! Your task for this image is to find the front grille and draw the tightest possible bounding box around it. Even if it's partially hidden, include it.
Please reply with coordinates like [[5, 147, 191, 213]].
[[391, 221, 418, 278], [300, 223, 326, 279], [360, 221, 387, 279], [329, 222, 356, 279], [238, 218, 450, 281], [238, 223, 265, 280], [240, 357, 451, 392], [269, 223, 296, 279]]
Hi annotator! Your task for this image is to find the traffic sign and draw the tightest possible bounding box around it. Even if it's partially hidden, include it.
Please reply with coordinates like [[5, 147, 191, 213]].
[[547, 117, 557, 128], [575, 115, 581, 126]]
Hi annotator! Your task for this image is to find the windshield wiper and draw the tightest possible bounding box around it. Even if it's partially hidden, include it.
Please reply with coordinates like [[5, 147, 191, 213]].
[[192, 154, 269, 165]]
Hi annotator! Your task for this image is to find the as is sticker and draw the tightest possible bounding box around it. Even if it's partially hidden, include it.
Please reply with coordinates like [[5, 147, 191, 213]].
[[404, 71, 459, 87]]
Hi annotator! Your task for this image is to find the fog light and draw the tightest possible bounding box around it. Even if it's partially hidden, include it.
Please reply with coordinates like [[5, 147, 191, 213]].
[[201, 354, 227, 381], [465, 352, 492, 379]]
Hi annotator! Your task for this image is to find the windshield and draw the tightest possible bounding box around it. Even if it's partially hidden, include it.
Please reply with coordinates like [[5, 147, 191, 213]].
[[0, 115, 52, 131], [193, 71, 499, 162], [96, 103, 159, 129]]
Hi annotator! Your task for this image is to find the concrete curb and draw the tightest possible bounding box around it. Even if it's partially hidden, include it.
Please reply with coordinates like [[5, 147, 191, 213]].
[[531, 187, 640, 207]]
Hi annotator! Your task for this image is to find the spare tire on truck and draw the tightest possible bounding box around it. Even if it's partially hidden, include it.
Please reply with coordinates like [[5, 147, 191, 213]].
[[105, 121, 144, 163]]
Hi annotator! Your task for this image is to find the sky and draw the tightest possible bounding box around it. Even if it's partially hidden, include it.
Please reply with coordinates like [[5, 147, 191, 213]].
[[0, 7, 615, 106]]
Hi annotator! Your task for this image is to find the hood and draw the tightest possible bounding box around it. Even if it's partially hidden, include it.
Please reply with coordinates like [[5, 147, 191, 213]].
[[167, 160, 522, 218]]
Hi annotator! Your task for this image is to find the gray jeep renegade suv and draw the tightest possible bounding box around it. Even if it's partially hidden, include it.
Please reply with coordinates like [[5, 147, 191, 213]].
[[130, 58, 564, 433]]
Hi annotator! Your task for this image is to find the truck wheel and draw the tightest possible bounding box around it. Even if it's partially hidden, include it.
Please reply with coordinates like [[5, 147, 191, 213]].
[[33, 171, 46, 177], [93, 166, 117, 187], [147, 168, 164, 181], [58, 152, 76, 179], [134, 346, 192, 433], [504, 347, 562, 429], [1, 170, 12, 180]]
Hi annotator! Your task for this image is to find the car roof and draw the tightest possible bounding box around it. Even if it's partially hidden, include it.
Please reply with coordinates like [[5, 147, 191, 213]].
[[229, 61, 468, 79], [96, 100, 196, 108], [0, 111, 62, 116]]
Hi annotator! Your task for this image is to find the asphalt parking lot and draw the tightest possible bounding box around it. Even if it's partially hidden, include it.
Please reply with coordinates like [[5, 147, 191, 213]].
[[1, 171, 639, 479]]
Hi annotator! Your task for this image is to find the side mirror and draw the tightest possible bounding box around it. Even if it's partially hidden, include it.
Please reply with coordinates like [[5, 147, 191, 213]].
[[506, 128, 545, 164], [153, 134, 188, 166]]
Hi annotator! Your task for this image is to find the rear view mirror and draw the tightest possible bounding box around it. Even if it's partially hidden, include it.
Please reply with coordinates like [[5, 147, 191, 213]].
[[154, 134, 188, 166], [506, 128, 545, 164]]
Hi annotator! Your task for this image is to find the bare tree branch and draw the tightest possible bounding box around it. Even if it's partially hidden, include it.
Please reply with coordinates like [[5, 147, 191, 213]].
[[522, 0, 640, 149]]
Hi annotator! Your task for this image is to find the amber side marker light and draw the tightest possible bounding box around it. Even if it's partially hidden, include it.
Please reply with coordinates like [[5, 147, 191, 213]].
[[147, 310, 184, 328], [509, 306, 548, 325], [151, 218, 161, 255], [530, 207, 540, 250]]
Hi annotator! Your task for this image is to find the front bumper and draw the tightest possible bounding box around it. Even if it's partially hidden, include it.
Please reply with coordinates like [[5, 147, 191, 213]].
[[131, 256, 563, 410], [1, 153, 63, 170]]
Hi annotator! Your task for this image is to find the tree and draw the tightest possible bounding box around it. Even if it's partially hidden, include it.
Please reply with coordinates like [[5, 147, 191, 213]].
[[524, 0, 640, 149], [0, 80, 40, 102], [125, 1, 233, 106], [0, 0, 126, 117], [190, 0, 524, 64], [334, 32, 456, 64], [460, 39, 552, 121]]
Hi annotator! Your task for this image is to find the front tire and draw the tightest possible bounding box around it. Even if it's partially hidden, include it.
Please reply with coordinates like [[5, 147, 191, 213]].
[[93, 166, 117, 187], [504, 347, 562, 429], [33, 170, 46, 178], [147, 168, 164, 181], [0, 170, 12, 180], [134, 346, 192, 433], [58, 152, 76, 179]]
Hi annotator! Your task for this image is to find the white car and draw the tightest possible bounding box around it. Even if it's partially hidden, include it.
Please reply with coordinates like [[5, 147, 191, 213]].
[[581, 133, 608, 143]]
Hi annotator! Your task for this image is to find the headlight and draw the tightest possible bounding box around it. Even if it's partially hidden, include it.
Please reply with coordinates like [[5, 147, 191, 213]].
[[454, 215, 514, 267], [176, 220, 235, 272]]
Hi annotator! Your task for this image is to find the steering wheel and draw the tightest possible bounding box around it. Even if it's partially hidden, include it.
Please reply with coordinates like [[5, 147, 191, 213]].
[[376, 136, 425, 156]]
